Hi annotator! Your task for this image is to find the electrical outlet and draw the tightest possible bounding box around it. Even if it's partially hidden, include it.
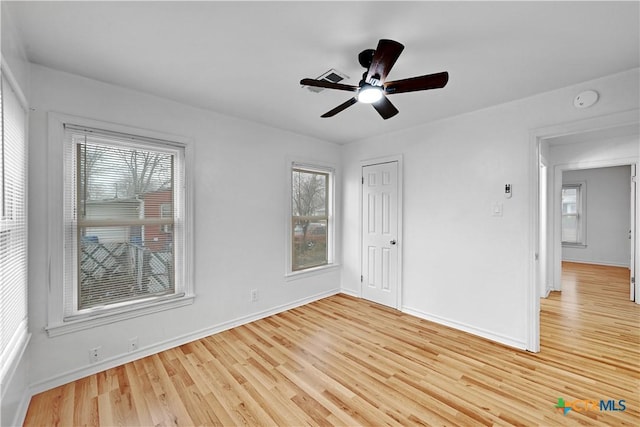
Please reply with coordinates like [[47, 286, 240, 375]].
[[250, 289, 258, 302], [128, 337, 138, 352], [88, 346, 101, 363]]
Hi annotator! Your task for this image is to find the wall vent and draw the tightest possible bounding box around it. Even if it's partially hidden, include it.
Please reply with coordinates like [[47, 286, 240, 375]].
[[304, 69, 349, 93]]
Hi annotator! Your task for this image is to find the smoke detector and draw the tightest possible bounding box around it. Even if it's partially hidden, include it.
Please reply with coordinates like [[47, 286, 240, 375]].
[[574, 90, 599, 109], [303, 69, 349, 93]]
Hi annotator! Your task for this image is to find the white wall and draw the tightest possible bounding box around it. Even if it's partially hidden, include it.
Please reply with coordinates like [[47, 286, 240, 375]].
[[341, 68, 640, 350], [26, 64, 342, 394], [562, 166, 631, 267]]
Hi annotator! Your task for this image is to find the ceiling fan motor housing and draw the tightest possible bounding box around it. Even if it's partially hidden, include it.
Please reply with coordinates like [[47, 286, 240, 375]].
[[358, 49, 375, 68]]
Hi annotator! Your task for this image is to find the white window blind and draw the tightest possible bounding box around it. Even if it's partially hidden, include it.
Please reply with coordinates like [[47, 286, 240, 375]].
[[63, 126, 186, 318], [0, 69, 28, 378]]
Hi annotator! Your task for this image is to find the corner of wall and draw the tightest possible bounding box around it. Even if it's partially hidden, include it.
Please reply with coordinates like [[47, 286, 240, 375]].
[[1, 2, 31, 99]]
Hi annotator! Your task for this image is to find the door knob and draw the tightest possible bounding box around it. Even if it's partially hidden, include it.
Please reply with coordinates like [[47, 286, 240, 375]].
[[390, 240, 397, 245]]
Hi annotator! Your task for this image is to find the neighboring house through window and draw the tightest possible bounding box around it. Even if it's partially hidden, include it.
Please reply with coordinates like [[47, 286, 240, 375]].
[[160, 202, 172, 234]]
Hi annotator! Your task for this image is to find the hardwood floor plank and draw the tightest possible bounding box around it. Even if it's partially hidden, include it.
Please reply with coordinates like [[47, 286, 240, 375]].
[[24, 262, 639, 426], [72, 376, 98, 427], [147, 354, 194, 425], [183, 354, 237, 426]]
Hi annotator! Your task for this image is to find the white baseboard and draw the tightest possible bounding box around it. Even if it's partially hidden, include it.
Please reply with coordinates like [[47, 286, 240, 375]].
[[401, 306, 527, 351], [338, 287, 359, 298], [1, 332, 31, 427], [562, 258, 629, 268], [29, 288, 340, 395], [1, 331, 30, 400], [10, 387, 32, 427]]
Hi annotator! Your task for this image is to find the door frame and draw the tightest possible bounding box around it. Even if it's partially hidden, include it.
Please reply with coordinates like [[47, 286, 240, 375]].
[[359, 154, 404, 310], [631, 163, 637, 301], [528, 109, 640, 352]]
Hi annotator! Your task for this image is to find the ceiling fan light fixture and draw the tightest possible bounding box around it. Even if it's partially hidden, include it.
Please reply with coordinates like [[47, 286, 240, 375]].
[[357, 85, 384, 104]]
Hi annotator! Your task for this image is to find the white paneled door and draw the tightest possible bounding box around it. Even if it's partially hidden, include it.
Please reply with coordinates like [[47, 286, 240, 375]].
[[362, 161, 399, 308]]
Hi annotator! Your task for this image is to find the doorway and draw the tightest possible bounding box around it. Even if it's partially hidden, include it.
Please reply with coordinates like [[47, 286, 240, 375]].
[[529, 110, 640, 352], [558, 165, 633, 294], [550, 161, 637, 298], [360, 156, 403, 309]]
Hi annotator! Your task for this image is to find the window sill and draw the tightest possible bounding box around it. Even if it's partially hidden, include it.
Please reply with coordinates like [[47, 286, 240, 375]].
[[45, 294, 195, 337], [285, 263, 340, 282], [562, 243, 587, 249]]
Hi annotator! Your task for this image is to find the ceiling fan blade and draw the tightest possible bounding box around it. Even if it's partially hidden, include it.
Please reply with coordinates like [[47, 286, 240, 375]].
[[366, 39, 404, 84], [300, 78, 359, 92], [321, 97, 358, 118], [372, 95, 399, 120], [384, 71, 449, 94]]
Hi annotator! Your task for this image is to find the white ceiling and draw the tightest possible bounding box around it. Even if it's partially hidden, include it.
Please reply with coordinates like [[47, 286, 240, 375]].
[[5, 1, 640, 144]]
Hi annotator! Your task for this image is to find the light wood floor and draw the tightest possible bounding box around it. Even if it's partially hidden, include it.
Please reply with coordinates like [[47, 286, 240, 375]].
[[24, 262, 639, 426]]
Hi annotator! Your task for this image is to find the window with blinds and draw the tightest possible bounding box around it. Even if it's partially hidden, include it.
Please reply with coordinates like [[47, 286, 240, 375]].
[[63, 126, 186, 317], [0, 69, 28, 379]]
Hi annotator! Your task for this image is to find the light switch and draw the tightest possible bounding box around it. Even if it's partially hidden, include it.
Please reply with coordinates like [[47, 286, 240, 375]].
[[492, 202, 503, 217]]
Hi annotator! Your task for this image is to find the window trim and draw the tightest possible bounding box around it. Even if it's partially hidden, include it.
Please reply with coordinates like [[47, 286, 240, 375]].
[[46, 113, 195, 337], [561, 181, 587, 247], [285, 161, 337, 278]]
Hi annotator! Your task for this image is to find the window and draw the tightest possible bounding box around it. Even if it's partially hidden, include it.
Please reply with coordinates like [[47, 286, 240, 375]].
[[46, 116, 193, 335], [66, 126, 183, 313], [0, 68, 29, 380], [561, 182, 586, 246], [290, 164, 334, 272]]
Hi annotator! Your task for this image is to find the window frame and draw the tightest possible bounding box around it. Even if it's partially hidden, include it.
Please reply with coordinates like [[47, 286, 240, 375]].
[[46, 113, 194, 337], [286, 161, 336, 278], [561, 181, 587, 247]]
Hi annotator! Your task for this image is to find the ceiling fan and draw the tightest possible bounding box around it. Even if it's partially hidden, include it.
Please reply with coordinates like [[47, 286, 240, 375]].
[[300, 39, 449, 120]]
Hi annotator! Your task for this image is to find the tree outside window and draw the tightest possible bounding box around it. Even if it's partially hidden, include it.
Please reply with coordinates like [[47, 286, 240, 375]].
[[291, 167, 331, 271]]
